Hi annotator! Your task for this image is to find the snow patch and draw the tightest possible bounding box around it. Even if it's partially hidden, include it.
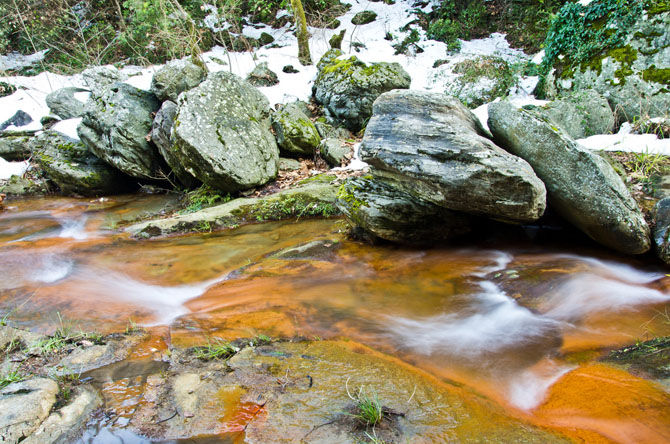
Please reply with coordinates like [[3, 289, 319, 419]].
[[0, 158, 29, 180], [51, 118, 82, 140]]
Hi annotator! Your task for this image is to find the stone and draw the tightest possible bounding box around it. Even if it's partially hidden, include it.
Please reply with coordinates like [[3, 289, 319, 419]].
[[319, 138, 349, 166], [0, 135, 31, 161], [171, 71, 278, 192], [361, 90, 547, 223], [0, 81, 16, 98], [279, 157, 301, 171], [21, 386, 102, 444], [329, 29, 346, 50], [77, 82, 162, 180], [351, 10, 377, 25], [653, 197, 670, 264], [535, 89, 614, 139], [81, 66, 128, 95], [0, 110, 33, 131], [151, 101, 199, 188], [150, 58, 206, 103], [313, 51, 411, 131], [246, 62, 279, 87], [45, 87, 88, 120], [488, 101, 650, 254], [0, 325, 45, 351], [282, 65, 299, 74], [271, 102, 321, 156], [259, 32, 275, 45], [0, 378, 59, 443], [337, 177, 473, 244], [444, 56, 514, 108], [31, 131, 132, 196]]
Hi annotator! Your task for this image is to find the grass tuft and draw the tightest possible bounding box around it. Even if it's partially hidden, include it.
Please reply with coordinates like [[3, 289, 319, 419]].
[[0, 370, 24, 389], [346, 377, 384, 427], [193, 338, 237, 361]]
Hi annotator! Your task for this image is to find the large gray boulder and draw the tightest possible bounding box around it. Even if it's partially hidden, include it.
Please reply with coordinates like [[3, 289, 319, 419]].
[[0, 134, 31, 161], [171, 71, 279, 192], [536, 90, 614, 139], [488, 101, 650, 254], [77, 83, 163, 180], [151, 100, 199, 188], [544, 8, 670, 122], [653, 197, 670, 264], [81, 66, 127, 95], [150, 58, 206, 103], [271, 102, 321, 156], [320, 138, 350, 167], [45, 87, 88, 120], [0, 378, 59, 443], [444, 56, 515, 108], [31, 131, 131, 196], [337, 177, 472, 244], [361, 90, 547, 223], [313, 51, 411, 131]]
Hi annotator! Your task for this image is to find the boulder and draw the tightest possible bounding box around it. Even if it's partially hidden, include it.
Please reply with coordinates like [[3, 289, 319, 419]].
[[81, 66, 128, 95], [488, 101, 650, 254], [444, 56, 514, 108], [337, 177, 472, 244], [260, 32, 275, 46], [246, 62, 279, 87], [279, 157, 301, 171], [45, 87, 88, 120], [361, 90, 546, 223], [271, 102, 321, 156], [171, 71, 279, 192], [150, 58, 206, 103], [535, 90, 614, 139], [0, 110, 33, 131], [151, 100, 199, 188], [31, 131, 131, 196], [351, 10, 377, 25], [313, 51, 411, 131], [543, 6, 670, 122], [0, 378, 59, 443], [319, 138, 349, 166], [77, 82, 163, 180], [653, 197, 670, 264], [0, 135, 31, 161]]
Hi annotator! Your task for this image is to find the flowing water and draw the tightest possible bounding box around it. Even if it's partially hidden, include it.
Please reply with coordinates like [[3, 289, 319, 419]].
[[3, 194, 670, 443]]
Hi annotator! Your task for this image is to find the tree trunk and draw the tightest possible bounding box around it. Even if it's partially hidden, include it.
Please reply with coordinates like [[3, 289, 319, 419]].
[[291, 0, 312, 65]]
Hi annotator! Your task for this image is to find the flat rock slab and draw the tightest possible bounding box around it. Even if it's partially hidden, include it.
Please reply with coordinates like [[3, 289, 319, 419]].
[[0, 378, 59, 443], [361, 90, 546, 223], [488, 101, 650, 254]]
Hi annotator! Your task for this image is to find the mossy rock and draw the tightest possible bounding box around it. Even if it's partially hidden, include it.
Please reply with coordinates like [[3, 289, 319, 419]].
[[271, 102, 321, 156], [351, 11, 377, 25], [0, 82, 16, 98], [445, 56, 515, 108], [605, 336, 670, 380]]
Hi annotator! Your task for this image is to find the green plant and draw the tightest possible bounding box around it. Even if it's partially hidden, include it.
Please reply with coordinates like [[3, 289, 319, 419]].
[[427, 18, 461, 52], [631, 149, 664, 179], [346, 379, 383, 427], [250, 196, 338, 221], [392, 28, 423, 55], [252, 334, 272, 345], [179, 185, 231, 214], [0, 370, 24, 388], [193, 338, 237, 360]]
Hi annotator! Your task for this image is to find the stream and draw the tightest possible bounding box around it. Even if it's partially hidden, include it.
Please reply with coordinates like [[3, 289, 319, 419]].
[[2, 194, 670, 443]]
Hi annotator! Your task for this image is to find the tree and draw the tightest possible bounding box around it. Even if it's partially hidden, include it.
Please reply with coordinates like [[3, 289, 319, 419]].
[[291, 0, 312, 65]]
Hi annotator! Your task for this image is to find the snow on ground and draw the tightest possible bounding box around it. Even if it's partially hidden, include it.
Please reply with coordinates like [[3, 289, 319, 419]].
[[0, 158, 29, 180], [577, 123, 670, 154]]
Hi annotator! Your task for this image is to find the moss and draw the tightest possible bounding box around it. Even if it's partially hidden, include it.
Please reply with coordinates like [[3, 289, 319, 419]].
[[236, 193, 339, 222], [336, 182, 368, 214], [645, 0, 670, 15], [605, 336, 670, 379], [297, 174, 336, 185], [642, 65, 670, 84]]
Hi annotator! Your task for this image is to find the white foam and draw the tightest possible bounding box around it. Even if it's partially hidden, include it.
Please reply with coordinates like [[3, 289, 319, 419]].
[[507, 361, 574, 410]]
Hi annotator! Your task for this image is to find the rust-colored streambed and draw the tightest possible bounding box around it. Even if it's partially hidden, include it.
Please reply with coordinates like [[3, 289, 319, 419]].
[[2, 195, 670, 443]]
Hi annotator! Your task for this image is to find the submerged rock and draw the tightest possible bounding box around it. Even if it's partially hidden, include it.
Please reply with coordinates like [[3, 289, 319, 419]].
[[361, 90, 546, 223], [313, 51, 411, 131], [151, 100, 199, 188], [78, 83, 162, 180], [271, 102, 321, 156], [45, 87, 88, 120], [337, 177, 473, 244], [488, 101, 650, 254], [31, 131, 132, 196], [171, 71, 279, 192], [150, 58, 206, 103]]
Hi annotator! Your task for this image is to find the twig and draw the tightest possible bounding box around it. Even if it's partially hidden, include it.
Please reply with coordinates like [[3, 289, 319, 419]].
[[302, 418, 338, 439], [407, 384, 417, 404]]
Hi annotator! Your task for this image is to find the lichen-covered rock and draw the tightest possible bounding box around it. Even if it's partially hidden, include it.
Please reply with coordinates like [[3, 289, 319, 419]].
[[488, 101, 650, 254], [544, 7, 670, 122], [45, 87, 88, 120], [351, 10, 377, 25], [313, 52, 411, 131], [81, 66, 128, 95], [337, 177, 472, 244], [0, 135, 31, 161], [361, 90, 546, 223], [151, 100, 199, 188], [150, 59, 206, 103], [0, 110, 33, 131], [0, 378, 59, 444], [77, 83, 162, 180], [31, 131, 132, 196], [534, 89, 614, 139], [171, 71, 278, 192], [319, 138, 349, 166], [444, 56, 514, 108], [246, 62, 279, 87], [653, 197, 670, 264], [271, 102, 320, 156]]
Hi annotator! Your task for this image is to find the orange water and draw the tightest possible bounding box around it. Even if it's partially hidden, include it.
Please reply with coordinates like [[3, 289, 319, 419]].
[[3, 195, 670, 443]]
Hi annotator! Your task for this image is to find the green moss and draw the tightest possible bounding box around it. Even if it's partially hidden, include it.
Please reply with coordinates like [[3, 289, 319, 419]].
[[241, 194, 338, 222], [336, 182, 368, 214], [297, 174, 336, 185], [642, 65, 670, 84], [645, 0, 670, 14]]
